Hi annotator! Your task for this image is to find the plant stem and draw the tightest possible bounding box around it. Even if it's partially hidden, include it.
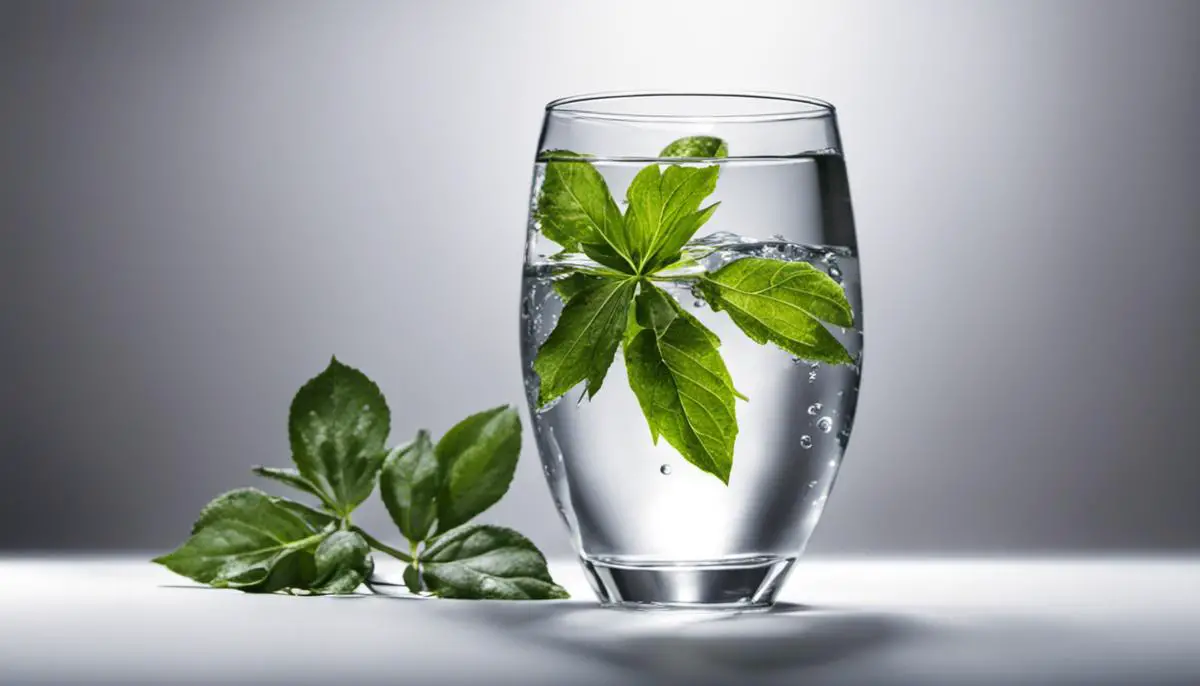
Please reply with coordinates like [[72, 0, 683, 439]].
[[355, 528, 412, 563]]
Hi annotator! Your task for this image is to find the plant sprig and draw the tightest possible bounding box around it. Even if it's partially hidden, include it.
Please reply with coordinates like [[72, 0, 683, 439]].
[[154, 358, 568, 600], [531, 136, 855, 483]]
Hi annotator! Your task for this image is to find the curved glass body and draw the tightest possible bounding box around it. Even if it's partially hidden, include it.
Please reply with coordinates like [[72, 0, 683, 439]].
[[520, 93, 862, 609]]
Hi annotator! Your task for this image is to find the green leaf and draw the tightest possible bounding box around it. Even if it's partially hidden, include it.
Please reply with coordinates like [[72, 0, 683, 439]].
[[624, 285, 739, 483], [552, 273, 603, 303], [403, 563, 422, 594], [310, 531, 373, 595], [235, 548, 317, 593], [660, 135, 729, 159], [535, 150, 629, 265], [624, 163, 721, 272], [420, 524, 569, 600], [580, 241, 639, 274], [699, 257, 855, 365], [532, 276, 637, 406], [288, 357, 389, 516], [251, 466, 336, 510], [434, 406, 522, 534], [153, 488, 329, 589], [381, 430, 440, 543], [272, 498, 338, 532]]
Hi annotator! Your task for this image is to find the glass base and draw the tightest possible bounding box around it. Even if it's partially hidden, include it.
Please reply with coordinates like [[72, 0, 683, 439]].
[[580, 555, 795, 611]]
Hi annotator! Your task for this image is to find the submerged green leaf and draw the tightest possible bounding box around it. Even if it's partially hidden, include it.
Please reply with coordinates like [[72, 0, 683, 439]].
[[535, 150, 628, 263], [551, 273, 603, 303], [533, 276, 637, 406], [421, 524, 569, 600], [624, 164, 721, 272], [699, 257, 855, 365], [624, 285, 739, 483]]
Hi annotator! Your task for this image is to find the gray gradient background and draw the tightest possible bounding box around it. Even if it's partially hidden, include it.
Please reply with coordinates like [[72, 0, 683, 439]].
[[2, 0, 1198, 555]]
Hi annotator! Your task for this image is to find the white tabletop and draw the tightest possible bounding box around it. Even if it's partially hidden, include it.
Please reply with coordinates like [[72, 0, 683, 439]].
[[2, 556, 1197, 686]]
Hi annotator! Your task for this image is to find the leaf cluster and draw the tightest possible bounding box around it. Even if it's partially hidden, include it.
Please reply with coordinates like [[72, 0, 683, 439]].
[[154, 359, 567, 600]]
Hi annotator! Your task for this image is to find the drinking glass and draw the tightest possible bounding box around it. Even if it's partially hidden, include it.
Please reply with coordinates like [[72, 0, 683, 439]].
[[519, 93, 862, 609]]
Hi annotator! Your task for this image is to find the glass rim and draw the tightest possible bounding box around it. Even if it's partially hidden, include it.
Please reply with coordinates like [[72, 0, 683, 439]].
[[545, 91, 836, 123]]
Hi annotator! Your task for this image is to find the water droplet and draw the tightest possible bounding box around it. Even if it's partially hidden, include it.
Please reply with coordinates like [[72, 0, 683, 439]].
[[800, 435, 813, 449], [660, 464, 672, 475], [817, 416, 833, 433], [807, 403, 823, 415]]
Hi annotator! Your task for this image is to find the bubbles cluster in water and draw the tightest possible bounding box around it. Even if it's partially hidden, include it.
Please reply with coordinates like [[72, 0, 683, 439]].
[[807, 402, 822, 415], [817, 416, 833, 433]]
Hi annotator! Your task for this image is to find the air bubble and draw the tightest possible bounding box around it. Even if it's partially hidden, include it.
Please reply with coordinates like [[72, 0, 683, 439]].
[[817, 416, 833, 433], [807, 480, 819, 488], [800, 435, 813, 449], [660, 464, 672, 475], [693, 300, 704, 308], [807, 403, 823, 415], [361, 404, 370, 412]]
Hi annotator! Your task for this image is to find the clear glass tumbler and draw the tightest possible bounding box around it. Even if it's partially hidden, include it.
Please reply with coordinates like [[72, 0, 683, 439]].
[[519, 93, 862, 609]]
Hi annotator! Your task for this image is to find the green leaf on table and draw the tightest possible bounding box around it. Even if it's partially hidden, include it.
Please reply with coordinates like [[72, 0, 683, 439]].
[[403, 563, 422, 594], [381, 430, 440, 543], [153, 488, 329, 590], [624, 163, 721, 272], [310, 531, 373, 595], [535, 149, 628, 262], [251, 466, 335, 509], [420, 524, 569, 600], [624, 285, 739, 483], [434, 406, 522, 534], [288, 357, 389, 516], [236, 548, 317, 593], [532, 276, 637, 406], [699, 257, 855, 365], [660, 135, 729, 159]]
